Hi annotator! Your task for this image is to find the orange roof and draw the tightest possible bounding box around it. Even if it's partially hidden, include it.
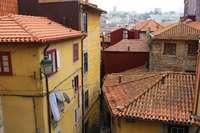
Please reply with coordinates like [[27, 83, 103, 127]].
[[153, 22, 200, 40], [0, 0, 18, 16], [104, 39, 149, 52], [0, 14, 83, 43], [103, 72, 200, 125], [132, 19, 164, 32]]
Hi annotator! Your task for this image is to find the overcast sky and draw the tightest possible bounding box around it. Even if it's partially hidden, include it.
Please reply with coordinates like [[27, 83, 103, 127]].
[[90, 0, 184, 13]]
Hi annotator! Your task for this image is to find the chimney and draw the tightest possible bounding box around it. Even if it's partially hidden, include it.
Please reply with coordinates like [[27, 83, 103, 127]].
[[161, 76, 165, 84], [118, 75, 122, 83], [128, 46, 130, 51]]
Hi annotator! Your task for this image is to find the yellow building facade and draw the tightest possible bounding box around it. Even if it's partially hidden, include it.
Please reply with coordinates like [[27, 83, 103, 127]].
[[0, 15, 84, 133], [81, 4, 104, 132]]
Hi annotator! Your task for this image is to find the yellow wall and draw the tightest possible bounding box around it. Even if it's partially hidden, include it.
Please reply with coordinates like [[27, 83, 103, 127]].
[[112, 118, 164, 133], [83, 9, 101, 114], [39, 39, 83, 133], [0, 37, 83, 133]]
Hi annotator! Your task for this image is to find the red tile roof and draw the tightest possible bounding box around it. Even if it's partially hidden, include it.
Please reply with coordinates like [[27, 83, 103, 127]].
[[104, 39, 149, 52], [153, 22, 200, 40], [0, 14, 83, 43], [103, 72, 200, 125], [131, 19, 164, 32], [0, 0, 18, 16]]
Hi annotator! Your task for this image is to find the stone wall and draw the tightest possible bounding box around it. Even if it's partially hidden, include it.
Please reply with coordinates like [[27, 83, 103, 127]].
[[150, 40, 197, 72]]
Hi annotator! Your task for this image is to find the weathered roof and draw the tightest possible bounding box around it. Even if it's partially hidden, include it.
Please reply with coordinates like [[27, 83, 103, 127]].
[[153, 22, 200, 40], [0, 14, 83, 43], [81, 1, 106, 14], [0, 0, 18, 16], [104, 39, 149, 52], [103, 72, 200, 125], [132, 19, 164, 32]]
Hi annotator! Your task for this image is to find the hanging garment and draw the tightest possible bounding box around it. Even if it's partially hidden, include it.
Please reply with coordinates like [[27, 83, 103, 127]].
[[49, 92, 61, 122]]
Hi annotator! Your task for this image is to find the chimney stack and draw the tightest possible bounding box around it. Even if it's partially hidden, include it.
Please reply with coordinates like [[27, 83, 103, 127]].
[[128, 46, 130, 51], [119, 75, 122, 83]]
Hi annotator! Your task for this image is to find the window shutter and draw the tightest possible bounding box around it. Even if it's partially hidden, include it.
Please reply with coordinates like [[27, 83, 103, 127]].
[[56, 49, 61, 69]]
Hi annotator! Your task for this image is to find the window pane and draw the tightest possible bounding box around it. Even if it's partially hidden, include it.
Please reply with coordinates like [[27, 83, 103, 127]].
[[3, 67, 9, 72], [84, 52, 88, 73], [2, 61, 9, 67], [2, 56, 8, 61]]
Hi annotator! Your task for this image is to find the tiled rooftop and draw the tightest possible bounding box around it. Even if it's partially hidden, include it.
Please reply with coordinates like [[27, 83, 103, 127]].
[[0, 0, 18, 16], [104, 39, 149, 52], [131, 19, 164, 32], [0, 14, 83, 43], [103, 72, 200, 125], [153, 22, 200, 40]]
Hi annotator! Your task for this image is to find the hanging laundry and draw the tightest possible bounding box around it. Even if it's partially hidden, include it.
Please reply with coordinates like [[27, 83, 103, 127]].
[[49, 92, 61, 122]]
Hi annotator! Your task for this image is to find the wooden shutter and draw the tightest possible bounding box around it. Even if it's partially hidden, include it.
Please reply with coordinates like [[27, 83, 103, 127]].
[[73, 43, 79, 62]]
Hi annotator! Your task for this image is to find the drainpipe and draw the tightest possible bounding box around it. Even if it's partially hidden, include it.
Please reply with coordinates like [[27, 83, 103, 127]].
[[43, 44, 52, 133], [81, 34, 87, 133], [194, 39, 200, 114]]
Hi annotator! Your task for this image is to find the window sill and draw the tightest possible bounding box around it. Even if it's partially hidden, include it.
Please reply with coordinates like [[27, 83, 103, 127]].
[[0, 72, 13, 76], [162, 54, 176, 58]]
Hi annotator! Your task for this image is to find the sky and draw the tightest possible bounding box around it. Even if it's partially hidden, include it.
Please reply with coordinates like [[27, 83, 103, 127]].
[[90, 0, 184, 13]]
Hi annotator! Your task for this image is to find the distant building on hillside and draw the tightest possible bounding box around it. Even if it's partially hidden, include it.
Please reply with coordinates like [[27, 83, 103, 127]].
[[184, 0, 200, 21]]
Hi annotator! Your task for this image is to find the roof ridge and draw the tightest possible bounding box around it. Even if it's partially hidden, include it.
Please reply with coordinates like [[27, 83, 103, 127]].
[[116, 73, 169, 112], [9, 15, 39, 41], [153, 23, 178, 36]]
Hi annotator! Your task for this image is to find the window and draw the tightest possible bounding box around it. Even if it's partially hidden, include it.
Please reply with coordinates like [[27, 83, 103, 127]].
[[123, 30, 128, 39], [0, 51, 12, 75], [84, 90, 89, 110], [188, 43, 198, 56], [82, 12, 88, 33], [84, 52, 88, 73], [168, 126, 188, 133], [73, 43, 79, 62], [75, 107, 81, 123], [47, 49, 58, 74], [72, 75, 79, 91], [163, 43, 176, 55]]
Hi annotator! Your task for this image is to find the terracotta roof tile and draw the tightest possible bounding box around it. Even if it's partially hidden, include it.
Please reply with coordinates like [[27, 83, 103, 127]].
[[103, 72, 199, 125], [131, 19, 164, 32], [104, 39, 149, 52], [0, 0, 18, 16], [0, 14, 83, 43], [153, 22, 200, 40]]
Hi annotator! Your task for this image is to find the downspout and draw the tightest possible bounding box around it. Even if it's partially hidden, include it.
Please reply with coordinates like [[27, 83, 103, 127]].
[[194, 42, 200, 114], [43, 44, 52, 133], [81, 34, 87, 133], [32, 97, 39, 133]]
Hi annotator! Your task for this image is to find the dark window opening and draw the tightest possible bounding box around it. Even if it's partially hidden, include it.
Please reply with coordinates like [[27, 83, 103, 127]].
[[82, 12, 88, 33], [0, 51, 12, 75], [188, 43, 198, 56], [84, 90, 89, 110], [168, 126, 188, 133], [163, 43, 176, 55], [84, 52, 88, 73]]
